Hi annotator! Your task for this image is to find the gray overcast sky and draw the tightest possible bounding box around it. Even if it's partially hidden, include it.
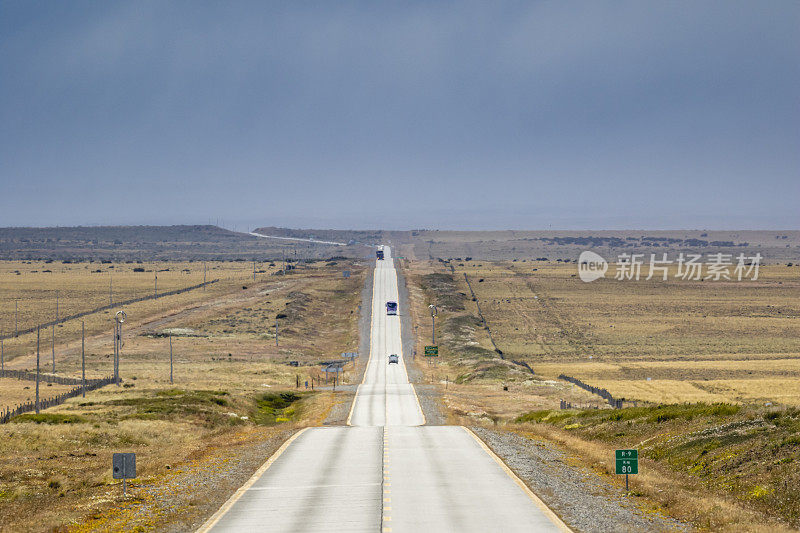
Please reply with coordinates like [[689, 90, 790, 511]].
[[1, 1, 798, 230]]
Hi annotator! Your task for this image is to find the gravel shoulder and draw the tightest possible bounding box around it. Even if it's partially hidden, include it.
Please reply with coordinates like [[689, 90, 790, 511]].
[[356, 263, 374, 384], [396, 258, 447, 425], [472, 426, 690, 533], [323, 387, 357, 425], [324, 264, 374, 426]]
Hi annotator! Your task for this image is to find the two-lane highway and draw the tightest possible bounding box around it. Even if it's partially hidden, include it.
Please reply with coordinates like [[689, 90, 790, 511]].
[[200, 246, 568, 532], [347, 250, 424, 427]]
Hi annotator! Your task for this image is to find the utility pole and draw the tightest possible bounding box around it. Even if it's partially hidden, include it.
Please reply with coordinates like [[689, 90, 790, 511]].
[[113, 322, 117, 384], [114, 311, 126, 386], [51, 323, 55, 373], [81, 321, 86, 398], [169, 335, 173, 384], [429, 305, 438, 344], [35, 327, 40, 414], [154, 273, 158, 297], [55, 290, 59, 322]]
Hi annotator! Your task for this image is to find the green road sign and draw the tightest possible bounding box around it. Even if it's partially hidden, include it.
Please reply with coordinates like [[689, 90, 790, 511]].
[[424, 345, 439, 356], [615, 449, 638, 475]]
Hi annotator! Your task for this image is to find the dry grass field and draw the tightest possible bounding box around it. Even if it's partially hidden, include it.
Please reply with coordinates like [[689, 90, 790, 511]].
[[445, 260, 800, 405], [0, 378, 74, 407], [0, 259, 273, 335], [0, 258, 365, 531], [402, 259, 611, 426]]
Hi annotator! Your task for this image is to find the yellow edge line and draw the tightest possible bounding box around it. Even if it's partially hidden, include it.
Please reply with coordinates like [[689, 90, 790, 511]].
[[195, 427, 310, 533], [347, 259, 379, 426], [462, 426, 574, 533]]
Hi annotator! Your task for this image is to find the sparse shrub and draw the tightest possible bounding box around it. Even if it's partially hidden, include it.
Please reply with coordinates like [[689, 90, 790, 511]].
[[12, 414, 87, 424]]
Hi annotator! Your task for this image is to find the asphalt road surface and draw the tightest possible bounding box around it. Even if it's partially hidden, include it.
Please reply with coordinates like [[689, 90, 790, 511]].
[[201, 247, 568, 533]]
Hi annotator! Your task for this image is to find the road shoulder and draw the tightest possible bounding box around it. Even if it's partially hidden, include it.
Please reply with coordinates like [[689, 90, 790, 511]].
[[396, 258, 447, 425], [471, 426, 689, 533]]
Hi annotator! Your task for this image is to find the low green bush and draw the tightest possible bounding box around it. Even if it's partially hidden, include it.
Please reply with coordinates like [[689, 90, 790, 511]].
[[12, 413, 87, 424]]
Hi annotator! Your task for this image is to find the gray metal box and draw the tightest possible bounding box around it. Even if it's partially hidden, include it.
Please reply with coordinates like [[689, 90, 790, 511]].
[[112, 452, 136, 479]]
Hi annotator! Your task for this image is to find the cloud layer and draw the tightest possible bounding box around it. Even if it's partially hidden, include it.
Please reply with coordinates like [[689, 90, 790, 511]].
[[1, 1, 798, 229]]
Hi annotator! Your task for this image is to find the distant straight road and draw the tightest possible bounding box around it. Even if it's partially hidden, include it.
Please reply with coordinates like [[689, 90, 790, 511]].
[[201, 247, 568, 532], [249, 231, 347, 246]]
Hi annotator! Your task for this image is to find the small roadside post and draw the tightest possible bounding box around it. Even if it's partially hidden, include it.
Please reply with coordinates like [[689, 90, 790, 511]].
[[169, 335, 173, 385], [81, 321, 86, 398], [35, 327, 40, 414], [112, 453, 136, 497], [615, 449, 638, 492]]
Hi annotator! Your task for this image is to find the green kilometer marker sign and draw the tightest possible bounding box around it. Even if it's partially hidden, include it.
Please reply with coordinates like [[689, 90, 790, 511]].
[[424, 345, 439, 356], [615, 449, 638, 475]]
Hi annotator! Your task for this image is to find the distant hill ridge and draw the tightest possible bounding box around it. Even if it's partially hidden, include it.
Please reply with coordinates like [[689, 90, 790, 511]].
[[0, 226, 796, 262], [0, 225, 250, 243], [0, 225, 365, 261]]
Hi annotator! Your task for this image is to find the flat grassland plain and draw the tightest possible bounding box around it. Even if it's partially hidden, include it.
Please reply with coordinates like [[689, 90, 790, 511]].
[[267, 227, 800, 263], [457, 261, 800, 405], [0, 258, 365, 532], [403, 257, 800, 530]]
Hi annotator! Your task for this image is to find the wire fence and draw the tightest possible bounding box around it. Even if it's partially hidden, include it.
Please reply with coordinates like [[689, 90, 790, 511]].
[[560, 400, 600, 410], [0, 375, 114, 423], [0, 369, 85, 385], [459, 268, 536, 376], [444, 260, 642, 409], [1, 279, 218, 340], [558, 374, 636, 409]]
